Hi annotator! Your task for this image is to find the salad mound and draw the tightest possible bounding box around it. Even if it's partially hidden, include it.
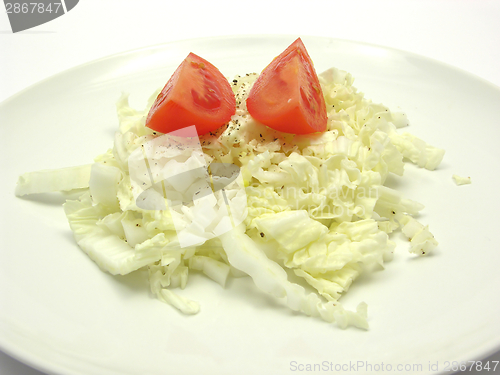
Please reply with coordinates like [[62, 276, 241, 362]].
[[15, 64, 444, 330]]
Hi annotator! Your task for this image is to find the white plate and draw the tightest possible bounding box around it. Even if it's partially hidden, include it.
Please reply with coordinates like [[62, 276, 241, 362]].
[[1, 35, 499, 375]]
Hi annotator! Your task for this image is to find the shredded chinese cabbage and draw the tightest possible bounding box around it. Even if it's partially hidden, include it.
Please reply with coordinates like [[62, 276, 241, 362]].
[[452, 174, 472, 185], [15, 164, 92, 196], [15, 66, 444, 329]]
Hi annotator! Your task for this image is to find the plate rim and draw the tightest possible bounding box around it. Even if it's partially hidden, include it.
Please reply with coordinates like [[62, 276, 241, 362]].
[[2, 33, 500, 109]]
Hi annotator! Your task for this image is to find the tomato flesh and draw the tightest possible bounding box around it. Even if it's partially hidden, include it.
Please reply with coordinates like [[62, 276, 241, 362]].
[[146, 53, 236, 136], [246, 38, 327, 135]]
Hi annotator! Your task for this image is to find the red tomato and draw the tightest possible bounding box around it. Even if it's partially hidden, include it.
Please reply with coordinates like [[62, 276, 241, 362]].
[[146, 53, 236, 136], [246, 38, 327, 135]]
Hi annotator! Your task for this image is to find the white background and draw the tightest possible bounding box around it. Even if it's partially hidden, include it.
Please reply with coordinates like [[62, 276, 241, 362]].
[[1, 0, 499, 374]]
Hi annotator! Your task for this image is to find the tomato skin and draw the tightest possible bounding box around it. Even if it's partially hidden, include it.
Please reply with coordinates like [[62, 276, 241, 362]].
[[246, 38, 327, 135], [146, 53, 236, 136]]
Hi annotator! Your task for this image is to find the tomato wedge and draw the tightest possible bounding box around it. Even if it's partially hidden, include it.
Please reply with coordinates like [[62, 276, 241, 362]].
[[146, 53, 236, 136], [246, 38, 327, 135]]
